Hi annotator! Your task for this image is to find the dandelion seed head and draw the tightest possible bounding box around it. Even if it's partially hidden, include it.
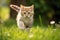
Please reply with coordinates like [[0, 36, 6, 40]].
[[50, 21, 55, 24]]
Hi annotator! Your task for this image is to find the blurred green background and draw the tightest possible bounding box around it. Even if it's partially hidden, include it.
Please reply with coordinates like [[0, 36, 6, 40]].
[[0, 0, 60, 40]]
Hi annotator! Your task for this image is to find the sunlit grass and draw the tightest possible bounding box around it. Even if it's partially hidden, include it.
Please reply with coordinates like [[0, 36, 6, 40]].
[[0, 21, 60, 40], [0, 7, 10, 21]]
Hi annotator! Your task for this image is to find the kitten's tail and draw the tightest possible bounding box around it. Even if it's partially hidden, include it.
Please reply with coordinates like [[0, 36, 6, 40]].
[[10, 4, 20, 12]]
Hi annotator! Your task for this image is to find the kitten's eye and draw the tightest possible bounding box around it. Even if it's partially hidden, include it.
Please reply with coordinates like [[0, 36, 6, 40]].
[[24, 12, 26, 14], [28, 12, 30, 14]]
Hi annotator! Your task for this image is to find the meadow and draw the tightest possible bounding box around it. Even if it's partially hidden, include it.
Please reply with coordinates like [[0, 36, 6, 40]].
[[0, 7, 60, 40]]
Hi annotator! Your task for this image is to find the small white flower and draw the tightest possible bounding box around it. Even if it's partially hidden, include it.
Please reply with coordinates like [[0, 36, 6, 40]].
[[50, 21, 55, 24], [29, 34, 33, 38]]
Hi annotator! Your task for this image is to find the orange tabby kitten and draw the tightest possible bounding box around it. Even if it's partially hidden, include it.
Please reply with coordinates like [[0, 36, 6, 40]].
[[10, 4, 34, 31]]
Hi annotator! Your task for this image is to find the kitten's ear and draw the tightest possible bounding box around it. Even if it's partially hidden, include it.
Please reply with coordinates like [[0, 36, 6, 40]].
[[20, 4, 25, 11], [10, 4, 20, 12], [31, 4, 34, 8], [30, 4, 34, 11], [20, 4, 24, 8], [30, 4, 34, 9]]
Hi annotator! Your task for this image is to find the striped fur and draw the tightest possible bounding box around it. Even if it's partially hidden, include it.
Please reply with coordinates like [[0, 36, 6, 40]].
[[10, 4, 20, 12]]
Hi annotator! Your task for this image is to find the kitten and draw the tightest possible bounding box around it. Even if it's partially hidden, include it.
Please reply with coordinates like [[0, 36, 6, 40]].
[[10, 4, 34, 31]]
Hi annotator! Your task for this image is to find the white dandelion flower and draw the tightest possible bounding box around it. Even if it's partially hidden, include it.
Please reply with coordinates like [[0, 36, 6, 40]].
[[50, 21, 55, 24]]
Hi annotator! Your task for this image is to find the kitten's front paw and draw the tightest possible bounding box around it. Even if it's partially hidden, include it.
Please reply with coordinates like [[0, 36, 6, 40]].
[[18, 26, 25, 30]]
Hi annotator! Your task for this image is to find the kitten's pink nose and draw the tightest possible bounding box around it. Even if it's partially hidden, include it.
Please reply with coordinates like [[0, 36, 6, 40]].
[[26, 14, 28, 17]]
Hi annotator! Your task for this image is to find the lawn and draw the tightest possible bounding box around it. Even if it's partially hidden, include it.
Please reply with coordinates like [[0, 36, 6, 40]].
[[0, 19, 60, 40]]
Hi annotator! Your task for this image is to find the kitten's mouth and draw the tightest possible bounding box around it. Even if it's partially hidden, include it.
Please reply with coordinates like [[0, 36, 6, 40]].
[[25, 17, 29, 18], [26, 16, 30, 18]]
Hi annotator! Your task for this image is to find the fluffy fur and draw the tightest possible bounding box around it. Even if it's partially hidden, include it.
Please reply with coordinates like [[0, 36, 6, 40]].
[[10, 4, 34, 31]]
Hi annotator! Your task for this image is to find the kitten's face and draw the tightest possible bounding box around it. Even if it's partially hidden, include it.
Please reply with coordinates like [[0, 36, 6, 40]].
[[20, 5, 34, 18]]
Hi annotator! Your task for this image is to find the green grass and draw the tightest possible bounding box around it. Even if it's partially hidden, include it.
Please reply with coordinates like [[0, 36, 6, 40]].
[[0, 7, 60, 40], [0, 6, 10, 21], [0, 19, 60, 40]]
